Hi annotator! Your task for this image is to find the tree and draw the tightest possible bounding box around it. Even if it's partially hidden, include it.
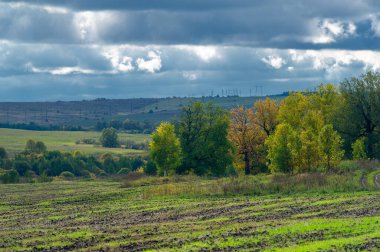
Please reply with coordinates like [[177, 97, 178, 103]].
[[150, 122, 181, 176], [229, 106, 265, 175], [24, 140, 47, 154], [100, 127, 119, 148], [318, 124, 344, 171], [25, 139, 36, 153], [266, 123, 293, 173], [310, 84, 340, 124], [13, 160, 31, 176], [352, 138, 367, 160], [179, 102, 232, 176], [254, 98, 279, 136], [338, 72, 380, 158], [299, 129, 321, 172], [0, 147, 7, 160], [267, 87, 345, 174]]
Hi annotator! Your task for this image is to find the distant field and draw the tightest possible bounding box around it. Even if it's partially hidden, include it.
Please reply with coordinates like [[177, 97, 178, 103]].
[[0, 128, 150, 156], [0, 180, 379, 251]]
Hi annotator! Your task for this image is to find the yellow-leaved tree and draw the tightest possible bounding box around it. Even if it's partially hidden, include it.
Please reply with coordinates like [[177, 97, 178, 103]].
[[254, 97, 279, 136], [149, 122, 181, 176]]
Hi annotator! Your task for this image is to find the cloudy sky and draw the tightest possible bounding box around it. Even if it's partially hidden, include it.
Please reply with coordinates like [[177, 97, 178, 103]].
[[1, 0, 380, 101]]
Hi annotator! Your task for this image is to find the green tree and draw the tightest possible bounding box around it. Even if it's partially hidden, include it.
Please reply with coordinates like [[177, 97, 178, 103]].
[[144, 160, 157, 176], [25, 139, 36, 153], [0, 169, 19, 183], [266, 123, 293, 173], [100, 127, 119, 148], [0, 147, 7, 160], [35, 141, 47, 153], [179, 102, 232, 176], [13, 161, 31, 176], [318, 124, 344, 171], [0, 147, 7, 168], [24, 140, 47, 154], [338, 72, 380, 158], [150, 122, 181, 176], [352, 138, 367, 160]]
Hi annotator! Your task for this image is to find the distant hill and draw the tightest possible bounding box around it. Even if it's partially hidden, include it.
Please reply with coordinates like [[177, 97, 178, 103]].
[[0, 94, 288, 129]]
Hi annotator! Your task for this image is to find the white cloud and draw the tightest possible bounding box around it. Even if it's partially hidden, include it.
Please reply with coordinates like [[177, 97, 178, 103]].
[[175, 45, 221, 62], [136, 51, 162, 73], [287, 49, 380, 80], [102, 47, 134, 73], [43, 6, 69, 14], [304, 19, 356, 44], [370, 15, 380, 37], [261, 55, 286, 69], [287, 66, 294, 71], [27, 64, 97, 75], [183, 72, 198, 81]]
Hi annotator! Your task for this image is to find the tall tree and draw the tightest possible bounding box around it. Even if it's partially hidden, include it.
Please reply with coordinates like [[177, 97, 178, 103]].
[[254, 98, 279, 136], [179, 102, 232, 176], [338, 71, 380, 158], [100, 127, 119, 148], [229, 106, 265, 175], [318, 124, 344, 171], [150, 122, 181, 176], [266, 123, 293, 173]]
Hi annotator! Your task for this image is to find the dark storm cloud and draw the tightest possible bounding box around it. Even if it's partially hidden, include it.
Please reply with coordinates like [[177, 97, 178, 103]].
[[1, 0, 380, 101], [0, 1, 379, 48]]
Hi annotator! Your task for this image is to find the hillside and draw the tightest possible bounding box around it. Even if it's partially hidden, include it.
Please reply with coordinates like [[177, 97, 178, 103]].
[[0, 94, 287, 128]]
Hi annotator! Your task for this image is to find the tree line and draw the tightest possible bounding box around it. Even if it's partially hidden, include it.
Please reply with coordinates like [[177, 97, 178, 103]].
[[150, 72, 380, 176], [0, 140, 148, 183]]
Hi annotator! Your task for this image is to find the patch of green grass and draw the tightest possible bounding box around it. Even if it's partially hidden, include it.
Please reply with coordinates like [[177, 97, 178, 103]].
[[0, 128, 150, 156]]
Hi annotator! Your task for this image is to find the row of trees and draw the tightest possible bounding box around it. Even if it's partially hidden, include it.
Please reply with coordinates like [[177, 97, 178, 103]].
[[96, 119, 155, 133], [0, 140, 148, 183], [149, 72, 380, 176]]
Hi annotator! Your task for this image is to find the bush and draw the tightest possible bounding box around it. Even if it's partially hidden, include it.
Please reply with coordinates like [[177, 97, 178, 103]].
[[225, 165, 238, 177], [117, 168, 130, 175], [82, 138, 96, 145], [337, 160, 360, 173], [131, 157, 144, 171], [0, 169, 19, 183], [59, 171, 75, 179], [37, 172, 52, 183], [123, 140, 149, 150], [144, 161, 157, 176], [352, 138, 367, 160], [0, 147, 7, 159], [13, 161, 31, 176]]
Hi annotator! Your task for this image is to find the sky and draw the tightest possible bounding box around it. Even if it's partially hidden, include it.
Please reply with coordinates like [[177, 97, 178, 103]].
[[1, 1, 380, 101]]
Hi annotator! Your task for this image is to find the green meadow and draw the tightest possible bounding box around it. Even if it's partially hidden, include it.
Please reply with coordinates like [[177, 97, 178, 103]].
[[0, 178, 379, 251], [0, 128, 150, 156]]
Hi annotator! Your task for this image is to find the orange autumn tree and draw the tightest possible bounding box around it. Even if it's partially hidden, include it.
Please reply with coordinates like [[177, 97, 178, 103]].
[[254, 97, 279, 137], [229, 106, 265, 175]]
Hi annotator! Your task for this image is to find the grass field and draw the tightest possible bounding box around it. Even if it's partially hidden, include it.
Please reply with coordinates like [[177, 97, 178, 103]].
[[0, 128, 150, 156], [0, 178, 379, 251]]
